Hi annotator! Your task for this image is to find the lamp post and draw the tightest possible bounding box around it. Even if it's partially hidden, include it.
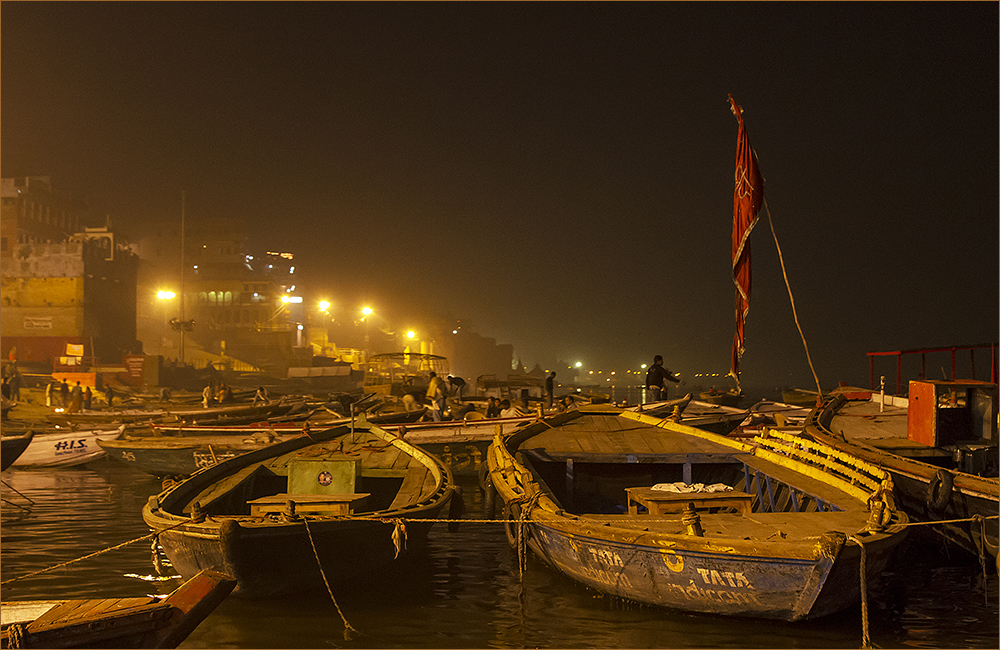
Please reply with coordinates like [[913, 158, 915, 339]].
[[361, 306, 373, 369]]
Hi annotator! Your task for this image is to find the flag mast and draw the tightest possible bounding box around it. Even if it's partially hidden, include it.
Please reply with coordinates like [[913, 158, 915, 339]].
[[727, 95, 822, 400]]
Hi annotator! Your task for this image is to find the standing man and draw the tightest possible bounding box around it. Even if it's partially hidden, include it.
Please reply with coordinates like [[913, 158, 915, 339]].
[[645, 355, 679, 402], [60, 379, 70, 409], [545, 371, 556, 408], [426, 372, 447, 421]]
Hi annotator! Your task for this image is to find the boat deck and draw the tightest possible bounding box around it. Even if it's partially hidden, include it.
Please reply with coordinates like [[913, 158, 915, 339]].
[[828, 399, 908, 440], [519, 412, 739, 456]]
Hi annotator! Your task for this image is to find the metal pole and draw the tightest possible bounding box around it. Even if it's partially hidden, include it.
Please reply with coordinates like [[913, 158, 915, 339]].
[[180, 190, 186, 364]]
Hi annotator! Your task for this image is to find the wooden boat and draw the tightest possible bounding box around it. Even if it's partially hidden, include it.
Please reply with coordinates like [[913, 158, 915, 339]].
[[0, 568, 236, 649], [782, 388, 822, 407], [802, 381, 998, 566], [142, 418, 461, 599], [631, 395, 748, 435], [1, 432, 34, 471], [147, 406, 426, 437], [98, 429, 302, 478], [10, 425, 125, 468], [391, 412, 541, 477], [698, 388, 742, 407], [486, 408, 908, 621]]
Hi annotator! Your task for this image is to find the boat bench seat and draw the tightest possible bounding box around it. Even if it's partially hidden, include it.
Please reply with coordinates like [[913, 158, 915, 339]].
[[625, 487, 753, 515], [247, 492, 370, 516]]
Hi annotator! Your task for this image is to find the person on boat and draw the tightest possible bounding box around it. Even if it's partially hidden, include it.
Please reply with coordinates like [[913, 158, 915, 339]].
[[60, 379, 70, 408], [499, 399, 518, 418], [202, 384, 214, 408], [253, 386, 268, 405], [486, 397, 501, 418], [426, 372, 448, 421], [159, 386, 173, 403], [83, 386, 93, 410], [446, 375, 466, 403], [8, 372, 21, 403], [558, 395, 578, 412], [545, 372, 556, 408], [104, 385, 115, 410], [45, 380, 54, 406], [645, 355, 679, 402]]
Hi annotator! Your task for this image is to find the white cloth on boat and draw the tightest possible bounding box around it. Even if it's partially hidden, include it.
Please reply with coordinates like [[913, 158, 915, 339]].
[[650, 482, 733, 493]]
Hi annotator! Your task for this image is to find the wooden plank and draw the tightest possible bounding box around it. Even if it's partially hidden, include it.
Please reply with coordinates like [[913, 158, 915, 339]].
[[620, 430, 656, 454], [366, 445, 403, 469], [388, 467, 430, 509]]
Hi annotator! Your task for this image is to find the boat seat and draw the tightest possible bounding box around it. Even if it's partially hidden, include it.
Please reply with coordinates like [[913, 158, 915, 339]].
[[247, 493, 369, 516], [625, 487, 753, 515]]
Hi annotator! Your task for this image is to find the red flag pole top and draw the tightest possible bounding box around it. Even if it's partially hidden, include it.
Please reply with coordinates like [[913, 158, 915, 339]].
[[728, 94, 764, 391]]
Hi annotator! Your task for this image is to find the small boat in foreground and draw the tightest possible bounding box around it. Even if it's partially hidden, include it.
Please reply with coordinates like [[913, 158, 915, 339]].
[[10, 425, 125, 468], [142, 419, 461, 598], [1, 432, 34, 471], [0, 568, 236, 649], [803, 380, 998, 566], [486, 408, 908, 621]]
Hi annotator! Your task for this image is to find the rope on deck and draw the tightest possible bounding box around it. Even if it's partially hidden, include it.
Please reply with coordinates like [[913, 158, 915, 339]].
[[0, 516, 194, 587]]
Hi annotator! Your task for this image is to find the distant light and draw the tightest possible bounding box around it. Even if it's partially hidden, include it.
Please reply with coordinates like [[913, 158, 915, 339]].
[[452, 329, 458, 334], [319, 301, 331, 311], [281, 296, 290, 304], [156, 290, 176, 300], [362, 306, 373, 316], [574, 362, 582, 368], [268, 264, 273, 269], [287, 296, 302, 304], [640, 363, 647, 369], [589, 370, 594, 375], [289, 266, 295, 274], [297, 324, 303, 331], [406, 330, 416, 339]]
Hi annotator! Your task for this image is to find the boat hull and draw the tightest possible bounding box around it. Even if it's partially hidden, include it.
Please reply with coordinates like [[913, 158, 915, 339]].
[[806, 395, 999, 564], [11, 426, 124, 468], [1, 433, 34, 471], [156, 511, 439, 599], [519, 518, 899, 621]]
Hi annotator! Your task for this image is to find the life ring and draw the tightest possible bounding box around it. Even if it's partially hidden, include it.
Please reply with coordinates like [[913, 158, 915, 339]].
[[926, 469, 954, 512], [502, 502, 522, 548]]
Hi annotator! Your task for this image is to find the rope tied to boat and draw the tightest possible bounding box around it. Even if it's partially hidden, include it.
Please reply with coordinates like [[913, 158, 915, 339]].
[[847, 534, 871, 649], [7, 623, 27, 649], [391, 518, 408, 559], [504, 492, 542, 580], [302, 517, 359, 640], [0, 516, 194, 587]]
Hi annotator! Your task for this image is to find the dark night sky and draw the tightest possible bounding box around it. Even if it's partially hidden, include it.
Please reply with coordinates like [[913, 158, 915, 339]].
[[3, 2, 997, 391]]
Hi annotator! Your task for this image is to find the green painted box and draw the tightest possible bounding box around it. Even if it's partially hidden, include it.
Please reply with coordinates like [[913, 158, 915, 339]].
[[287, 456, 360, 495]]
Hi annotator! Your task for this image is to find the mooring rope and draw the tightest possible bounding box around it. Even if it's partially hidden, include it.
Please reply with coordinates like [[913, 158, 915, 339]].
[[0, 516, 193, 587], [848, 535, 871, 649], [303, 517, 359, 639]]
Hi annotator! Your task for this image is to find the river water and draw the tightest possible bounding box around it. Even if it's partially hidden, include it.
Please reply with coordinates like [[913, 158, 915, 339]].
[[1, 459, 997, 649]]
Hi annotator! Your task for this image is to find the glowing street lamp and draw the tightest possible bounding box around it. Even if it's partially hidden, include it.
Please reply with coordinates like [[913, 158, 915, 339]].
[[157, 290, 176, 300], [318, 300, 331, 313], [406, 330, 416, 339]]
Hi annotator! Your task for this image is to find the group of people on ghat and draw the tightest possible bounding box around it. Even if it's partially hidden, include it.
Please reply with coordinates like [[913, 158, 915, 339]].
[[399, 353, 678, 423], [42, 378, 114, 412]]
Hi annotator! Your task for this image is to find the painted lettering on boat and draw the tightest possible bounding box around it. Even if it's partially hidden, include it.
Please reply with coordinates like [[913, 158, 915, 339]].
[[664, 582, 762, 606], [587, 547, 624, 567], [576, 562, 634, 589], [54, 439, 87, 452], [121, 451, 137, 462], [696, 568, 752, 589], [193, 451, 238, 469], [661, 549, 684, 572]]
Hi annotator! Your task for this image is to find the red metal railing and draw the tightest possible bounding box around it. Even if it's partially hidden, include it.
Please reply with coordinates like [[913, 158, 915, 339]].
[[868, 343, 998, 395]]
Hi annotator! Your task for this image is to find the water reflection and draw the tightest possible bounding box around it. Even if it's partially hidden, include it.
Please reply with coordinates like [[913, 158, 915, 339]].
[[1, 464, 996, 648]]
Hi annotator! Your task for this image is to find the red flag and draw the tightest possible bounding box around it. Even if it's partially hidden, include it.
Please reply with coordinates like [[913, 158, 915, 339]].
[[728, 95, 764, 389]]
